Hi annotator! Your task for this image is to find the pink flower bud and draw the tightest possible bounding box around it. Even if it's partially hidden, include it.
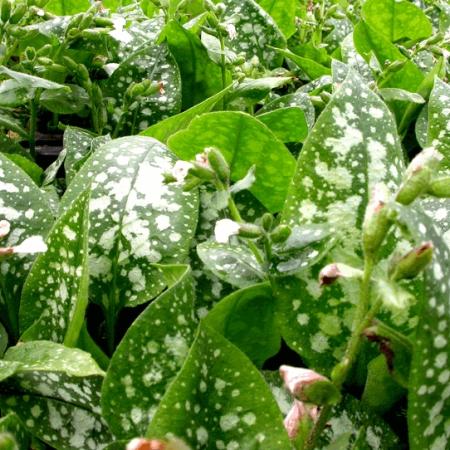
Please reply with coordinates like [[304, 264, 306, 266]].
[[319, 263, 363, 286], [280, 365, 327, 398], [126, 438, 166, 450], [0, 220, 10, 239], [284, 400, 319, 439]]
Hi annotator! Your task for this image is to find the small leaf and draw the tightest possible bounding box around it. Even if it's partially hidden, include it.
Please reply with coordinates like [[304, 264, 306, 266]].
[[379, 88, 425, 104], [274, 48, 331, 80], [168, 111, 296, 212], [19, 189, 90, 346], [0, 111, 28, 138], [4, 154, 42, 186], [204, 282, 281, 367], [39, 85, 90, 115], [257, 0, 296, 38], [229, 76, 292, 103], [197, 242, 265, 288], [0, 66, 67, 91], [101, 265, 197, 438], [147, 323, 291, 449]]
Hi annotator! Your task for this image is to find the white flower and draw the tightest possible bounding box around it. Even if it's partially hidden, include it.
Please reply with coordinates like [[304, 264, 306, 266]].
[[13, 236, 47, 254], [171, 160, 193, 183], [103, 63, 119, 76], [0, 220, 10, 239], [109, 16, 133, 44], [225, 23, 237, 40], [195, 150, 211, 169], [214, 219, 240, 243]]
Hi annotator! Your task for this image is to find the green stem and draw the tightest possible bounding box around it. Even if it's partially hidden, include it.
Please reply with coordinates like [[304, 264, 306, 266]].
[[29, 89, 41, 159], [227, 195, 264, 265], [304, 257, 376, 450], [218, 32, 227, 110]]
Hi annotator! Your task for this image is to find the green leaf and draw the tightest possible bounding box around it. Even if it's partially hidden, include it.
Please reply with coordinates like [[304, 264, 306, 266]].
[[103, 42, 181, 134], [19, 189, 90, 347], [0, 413, 30, 450], [197, 242, 265, 288], [362, 0, 432, 43], [44, 0, 91, 15], [394, 207, 450, 450], [4, 154, 43, 185], [0, 79, 29, 107], [316, 395, 399, 449], [204, 282, 281, 367], [256, 0, 296, 38], [427, 78, 450, 169], [420, 197, 450, 249], [39, 85, 90, 115], [141, 85, 234, 143], [0, 111, 28, 138], [147, 323, 290, 448], [229, 77, 292, 103], [101, 265, 197, 438], [257, 107, 309, 143], [221, 0, 286, 69], [0, 66, 67, 91], [163, 20, 226, 110], [168, 111, 296, 212], [0, 321, 7, 356], [278, 70, 405, 372], [379, 88, 425, 104], [60, 136, 198, 310], [0, 154, 54, 338], [274, 47, 331, 80]]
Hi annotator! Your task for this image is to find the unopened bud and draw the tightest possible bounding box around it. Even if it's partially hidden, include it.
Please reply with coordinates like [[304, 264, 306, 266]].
[[78, 12, 93, 30], [189, 162, 215, 181], [384, 60, 406, 73], [363, 184, 394, 257], [427, 175, 450, 198], [396, 147, 444, 205], [207, 147, 230, 183], [9, 3, 26, 23], [37, 57, 53, 66], [238, 223, 262, 239], [319, 263, 363, 286], [1, 0, 11, 23], [36, 44, 52, 57], [94, 17, 114, 28], [270, 224, 292, 243], [261, 213, 274, 232], [284, 400, 318, 439], [91, 84, 103, 104], [62, 56, 79, 72], [389, 241, 433, 281], [25, 47, 36, 61], [76, 64, 90, 83]]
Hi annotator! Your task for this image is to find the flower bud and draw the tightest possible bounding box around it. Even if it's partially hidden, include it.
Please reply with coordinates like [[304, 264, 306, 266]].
[[79, 12, 93, 30], [238, 223, 262, 239], [76, 64, 90, 83], [207, 147, 230, 184], [62, 56, 79, 72], [25, 47, 36, 61], [36, 44, 53, 57], [389, 241, 433, 281], [362, 184, 394, 257], [270, 224, 292, 243], [1, 0, 11, 23], [427, 175, 450, 198], [37, 57, 53, 66], [261, 213, 274, 232], [384, 60, 406, 73], [284, 400, 318, 439], [0, 432, 16, 450], [9, 3, 26, 24], [319, 263, 363, 287], [396, 147, 444, 205], [189, 162, 215, 181]]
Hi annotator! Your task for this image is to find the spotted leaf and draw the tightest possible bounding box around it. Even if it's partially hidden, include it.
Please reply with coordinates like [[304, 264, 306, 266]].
[[168, 111, 296, 213], [277, 70, 405, 372], [0, 413, 30, 450], [197, 242, 265, 288], [147, 323, 290, 449], [103, 43, 181, 135], [60, 136, 198, 311], [394, 207, 450, 450], [0, 154, 54, 339], [221, 0, 286, 69], [101, 265, 197, 438], [19, 189, 90, 346]]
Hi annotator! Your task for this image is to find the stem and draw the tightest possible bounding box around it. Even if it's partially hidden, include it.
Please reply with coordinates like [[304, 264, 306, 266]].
[[218, 32, 227, 110], [227, 195, 264, 265], [29, 89, 41, 159], [304, 257, 376, 450]]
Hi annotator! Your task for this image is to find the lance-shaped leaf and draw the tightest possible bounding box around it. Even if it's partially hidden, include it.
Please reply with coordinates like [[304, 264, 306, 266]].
[[0, 342, 112, 449], [197, 242, 265, 288], [60, 136, 198, 310], [168, 111, 296, 212], [19, 189, 90, 346], [394, 207, 450, 450], [147, 323, 291, 448], [221, 0, 286, 69], [101, 265, 197, 438], [0, 154, 54, 338], [103, 42, 181, 134], [316, 395, 399, 448], [427, 78, 450, 168], [163, 20, 226, 110], [277, 70, 405, 372], [275, 48, 331, 80], [141, 85, 235, 143], [0, 66, 68, 92], [362, 0, 432, 43], [204, 282, 281, 367]]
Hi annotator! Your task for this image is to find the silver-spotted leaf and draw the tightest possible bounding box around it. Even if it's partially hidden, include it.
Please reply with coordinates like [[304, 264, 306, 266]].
[[0, 413, 30, 450], [168, 111, 296, 212], [278, 70, 405, 372], [221, 0, 286, 69], [197, 242, 265, 289], [0, 154, 54, 338], [19, 189, 90, 346], [147, 323, 290, 449], [60, 136, 198, 311], [101, 265, 197, 438]]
